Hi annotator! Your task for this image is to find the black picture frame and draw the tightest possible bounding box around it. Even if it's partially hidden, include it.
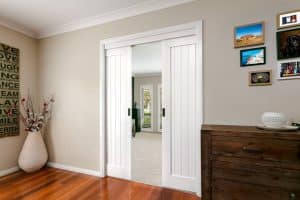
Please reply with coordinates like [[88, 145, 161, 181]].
[[277, 28, 300, 60], [240, 47, 266, 67]]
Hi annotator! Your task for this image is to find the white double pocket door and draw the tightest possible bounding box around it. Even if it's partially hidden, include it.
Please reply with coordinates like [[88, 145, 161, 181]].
[[105, 47, 132, 180], [105, 36, 201, 193], [162, 37, 201, 193]]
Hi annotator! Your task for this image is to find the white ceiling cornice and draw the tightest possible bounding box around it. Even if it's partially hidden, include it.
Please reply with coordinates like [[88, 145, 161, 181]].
[[37, 0, 195, 39], [0, 19, 37, 38], [0, 0, 195, 39]]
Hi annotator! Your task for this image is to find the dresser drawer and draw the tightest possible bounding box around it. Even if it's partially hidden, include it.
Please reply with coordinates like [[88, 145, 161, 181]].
[[212, 160, 300, 190], [212, 135, 300, 164], [212, 179, 300, 200]]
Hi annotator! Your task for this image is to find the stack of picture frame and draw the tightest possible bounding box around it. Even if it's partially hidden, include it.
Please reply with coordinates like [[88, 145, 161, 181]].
[[277, 10, 300, 80], [234, 21, 271, 86], [234, 10, 300, 86]]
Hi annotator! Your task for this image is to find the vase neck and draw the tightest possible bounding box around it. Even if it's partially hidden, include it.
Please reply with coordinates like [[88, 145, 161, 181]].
[[28, 131, 40, 134]]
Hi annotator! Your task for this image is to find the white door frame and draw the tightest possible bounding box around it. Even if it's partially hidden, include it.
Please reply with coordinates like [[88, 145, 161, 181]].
[[99, 20, 203, 196], [140, 84, 154, 132]]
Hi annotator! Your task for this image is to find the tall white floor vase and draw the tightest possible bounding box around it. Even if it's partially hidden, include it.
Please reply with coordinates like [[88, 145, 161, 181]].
[[18, 131, 48, 173]]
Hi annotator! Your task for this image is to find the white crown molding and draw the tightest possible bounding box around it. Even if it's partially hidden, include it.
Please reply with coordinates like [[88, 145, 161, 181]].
[[0, 19, 37, 38], [0, 166, 19, 177], [37, 0, 195, 38], [47, 162, 101, 177]]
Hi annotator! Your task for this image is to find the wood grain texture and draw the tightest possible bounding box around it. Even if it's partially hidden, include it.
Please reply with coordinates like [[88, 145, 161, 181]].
[[202, 125, 300, 200], [0, 168, 200, 200], [201, 132, 211, 200]]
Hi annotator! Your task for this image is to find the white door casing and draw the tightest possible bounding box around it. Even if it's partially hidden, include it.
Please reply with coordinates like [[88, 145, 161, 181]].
[[162, 36, 202, 193], [106, 47, 132, 180], [100, 21, 203, 196]]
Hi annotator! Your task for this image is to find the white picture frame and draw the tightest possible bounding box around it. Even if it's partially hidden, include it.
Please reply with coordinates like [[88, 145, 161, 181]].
[[277, 59, 300, 80], [277, 10, 300, 29]]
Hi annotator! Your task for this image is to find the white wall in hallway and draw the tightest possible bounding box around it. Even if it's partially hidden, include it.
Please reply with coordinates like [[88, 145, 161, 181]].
[[132, 42, 162, 75]]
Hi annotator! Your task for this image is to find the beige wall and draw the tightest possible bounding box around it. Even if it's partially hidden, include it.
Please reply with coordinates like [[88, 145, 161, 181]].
[[0, 25, 37, 171], [38, 0, 300, 171]]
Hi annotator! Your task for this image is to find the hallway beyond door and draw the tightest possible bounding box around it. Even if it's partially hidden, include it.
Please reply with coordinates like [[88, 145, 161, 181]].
[[132, 132, 162, 186]]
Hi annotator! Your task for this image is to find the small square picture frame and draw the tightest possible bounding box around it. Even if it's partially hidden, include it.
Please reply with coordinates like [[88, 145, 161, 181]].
[[249, 70, 272, 86], [277, 10, 300, 29]]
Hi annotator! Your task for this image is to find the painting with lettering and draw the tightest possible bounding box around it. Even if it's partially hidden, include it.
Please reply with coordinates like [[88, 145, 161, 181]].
[[0, 43, 19, 137]]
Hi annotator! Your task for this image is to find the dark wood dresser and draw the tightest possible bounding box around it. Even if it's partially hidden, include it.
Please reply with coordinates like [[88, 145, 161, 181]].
[[201, 125, 300, 200]]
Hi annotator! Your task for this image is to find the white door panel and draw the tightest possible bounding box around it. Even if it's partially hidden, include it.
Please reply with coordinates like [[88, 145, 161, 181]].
[[162, 36, 201, 193], [106, 47, 132, 180]]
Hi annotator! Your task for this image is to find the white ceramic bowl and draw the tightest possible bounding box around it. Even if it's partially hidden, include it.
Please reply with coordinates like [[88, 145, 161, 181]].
[[261, 112, 287, 128]]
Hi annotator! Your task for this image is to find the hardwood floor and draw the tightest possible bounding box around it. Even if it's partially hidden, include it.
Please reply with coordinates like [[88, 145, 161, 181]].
[[0, 167, 200, 200]]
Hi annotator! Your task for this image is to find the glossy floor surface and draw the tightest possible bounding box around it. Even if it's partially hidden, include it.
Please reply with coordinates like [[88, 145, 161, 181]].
[[0, 167, 200, 200]]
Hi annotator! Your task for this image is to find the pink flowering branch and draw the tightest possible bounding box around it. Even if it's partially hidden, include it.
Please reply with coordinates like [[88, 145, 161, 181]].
[[7, 94, 54, 132]]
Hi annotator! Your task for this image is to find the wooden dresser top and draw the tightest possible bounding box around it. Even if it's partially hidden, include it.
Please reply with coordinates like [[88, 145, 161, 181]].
[[202, 124, 300, 140]]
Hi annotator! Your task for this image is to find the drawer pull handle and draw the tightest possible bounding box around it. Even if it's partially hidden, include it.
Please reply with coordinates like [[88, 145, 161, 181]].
[[290, 193, 296, 200], [242, 146, 264, 153]]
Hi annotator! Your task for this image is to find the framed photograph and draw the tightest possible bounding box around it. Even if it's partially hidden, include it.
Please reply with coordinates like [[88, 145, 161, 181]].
[[278, 60, 300, 80], [234, 22, 265, 48], [277, 10, 300, 29], [249, 70, 272, 86], [240, 47, 266, 67], [277, 28, 300, 60]]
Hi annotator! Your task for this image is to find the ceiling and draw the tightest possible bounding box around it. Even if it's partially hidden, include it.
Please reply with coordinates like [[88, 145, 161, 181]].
[[0, 0, 194, 38]]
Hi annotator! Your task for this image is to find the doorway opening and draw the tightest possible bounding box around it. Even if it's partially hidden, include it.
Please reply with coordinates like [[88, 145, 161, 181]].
[[99, 21, 203, 196], [131, 42, 162, 186]]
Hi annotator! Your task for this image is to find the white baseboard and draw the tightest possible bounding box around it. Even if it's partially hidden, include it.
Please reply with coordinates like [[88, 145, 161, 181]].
[[0, 166, 20, 177], [47, 162, 101, 177]]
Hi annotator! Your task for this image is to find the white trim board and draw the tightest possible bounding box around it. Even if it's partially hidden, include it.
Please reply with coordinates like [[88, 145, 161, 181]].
[[0, 166, 19, 178], [102, 21, 200, 49], [0, 19, 37, 38], [47, 162, 101, 177]]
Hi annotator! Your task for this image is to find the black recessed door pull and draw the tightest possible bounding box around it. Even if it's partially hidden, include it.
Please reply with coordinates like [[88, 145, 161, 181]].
[[162, 108, 165, 117], [128, 108, 131, 116]]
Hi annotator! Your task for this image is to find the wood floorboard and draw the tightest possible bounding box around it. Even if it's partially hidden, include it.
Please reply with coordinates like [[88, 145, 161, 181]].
[[0, 168, 200, 200]]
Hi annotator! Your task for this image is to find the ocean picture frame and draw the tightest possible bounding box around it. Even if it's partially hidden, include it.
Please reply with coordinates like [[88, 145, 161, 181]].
[[234, 22, 265, 48], [240, 47, 266, 67]]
